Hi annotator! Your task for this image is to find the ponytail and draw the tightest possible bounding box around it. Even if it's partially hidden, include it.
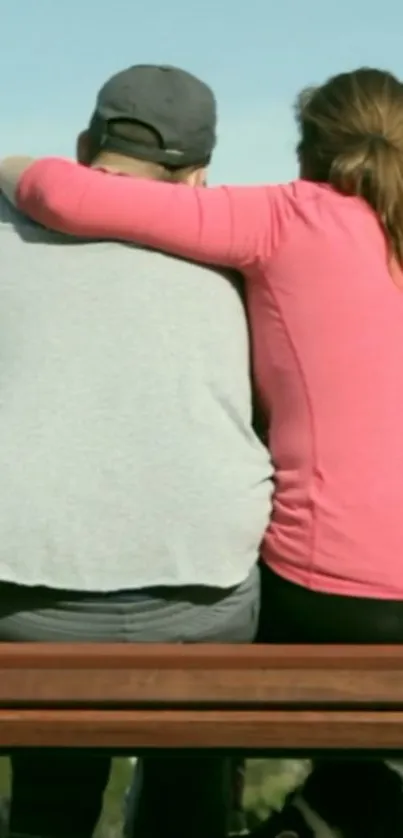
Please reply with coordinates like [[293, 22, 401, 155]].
[[296, 68, 403, 281]]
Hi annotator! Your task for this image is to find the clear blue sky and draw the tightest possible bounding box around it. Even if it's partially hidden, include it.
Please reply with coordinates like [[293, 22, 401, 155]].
[[2, 0, 403, 183]]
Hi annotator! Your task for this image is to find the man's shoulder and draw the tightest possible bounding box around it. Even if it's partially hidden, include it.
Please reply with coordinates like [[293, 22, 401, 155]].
[[0, 198, 243, 297], [0, 193, 55, 243], [0, 193, 22, 226], [137, 246, 243, 290]]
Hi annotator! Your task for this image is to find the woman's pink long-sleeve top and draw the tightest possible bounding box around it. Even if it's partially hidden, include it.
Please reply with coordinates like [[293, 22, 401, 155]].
[[13, 159, 403, 599]]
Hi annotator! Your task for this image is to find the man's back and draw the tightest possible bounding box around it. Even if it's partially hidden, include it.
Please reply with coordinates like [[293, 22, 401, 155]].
[[0, 196, 270, 591]]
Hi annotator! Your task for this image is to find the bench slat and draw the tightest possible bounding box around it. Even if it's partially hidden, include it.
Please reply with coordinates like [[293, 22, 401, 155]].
[[1, 644, 403, 669], [1, 666, 403, 706], [0, 709, 403, 749], [1, 645, 403, 706]]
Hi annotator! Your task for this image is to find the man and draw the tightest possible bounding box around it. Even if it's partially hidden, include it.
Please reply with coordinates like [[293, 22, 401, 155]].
[[0, 65, 271, 838]]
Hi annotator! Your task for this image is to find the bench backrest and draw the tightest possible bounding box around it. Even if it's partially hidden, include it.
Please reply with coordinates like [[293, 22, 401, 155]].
[[1, 644, 403, 751]]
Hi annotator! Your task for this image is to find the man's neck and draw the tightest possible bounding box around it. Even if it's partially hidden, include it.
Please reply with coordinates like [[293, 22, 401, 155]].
[[91, 152, 161, 180]]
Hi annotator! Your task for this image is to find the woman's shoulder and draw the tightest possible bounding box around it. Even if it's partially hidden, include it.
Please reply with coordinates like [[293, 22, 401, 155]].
[[273, 179, 369, 225], [255, 179, 337, 220], [280, 178, 369, 210], [277, 179, 335, 202]]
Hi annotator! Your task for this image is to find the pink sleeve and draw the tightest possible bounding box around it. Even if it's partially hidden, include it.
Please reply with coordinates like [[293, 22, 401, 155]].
[[17, 158, 289, 271]]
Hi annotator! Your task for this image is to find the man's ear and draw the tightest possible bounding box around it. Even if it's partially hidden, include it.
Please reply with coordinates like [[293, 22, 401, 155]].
[[76, 131, 91, 165]]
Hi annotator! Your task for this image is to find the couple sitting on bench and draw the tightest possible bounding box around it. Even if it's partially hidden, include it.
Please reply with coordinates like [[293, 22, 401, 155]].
[[2, 61, 403, 837]]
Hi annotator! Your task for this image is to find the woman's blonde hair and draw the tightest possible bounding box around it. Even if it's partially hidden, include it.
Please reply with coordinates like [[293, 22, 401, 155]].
[[296, 68, 403, 275]]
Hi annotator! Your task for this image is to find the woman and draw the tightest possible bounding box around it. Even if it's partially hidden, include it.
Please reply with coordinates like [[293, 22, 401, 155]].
[[3, 66, 403, 644]]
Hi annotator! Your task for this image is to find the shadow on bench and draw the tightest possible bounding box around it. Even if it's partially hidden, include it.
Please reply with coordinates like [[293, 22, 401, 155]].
[[1, 644, 403, 752]]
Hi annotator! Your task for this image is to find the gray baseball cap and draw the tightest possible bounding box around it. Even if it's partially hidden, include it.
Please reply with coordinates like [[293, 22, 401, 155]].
[[90, 64, 217, 168]]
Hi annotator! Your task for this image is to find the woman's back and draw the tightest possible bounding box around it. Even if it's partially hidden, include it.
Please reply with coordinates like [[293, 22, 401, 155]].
[[253, 179, 403, 597]]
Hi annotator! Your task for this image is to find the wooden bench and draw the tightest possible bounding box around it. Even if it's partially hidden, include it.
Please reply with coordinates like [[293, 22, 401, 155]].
[[1, 644, 403, 753]]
